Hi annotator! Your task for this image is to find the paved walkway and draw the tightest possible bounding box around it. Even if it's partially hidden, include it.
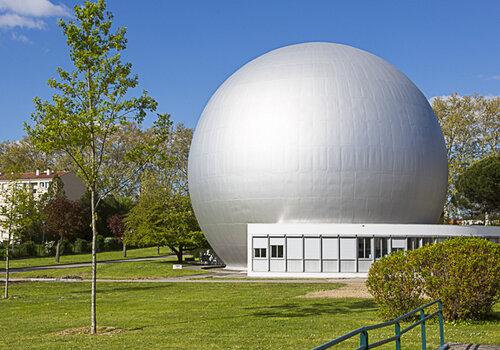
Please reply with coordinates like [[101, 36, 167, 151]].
[[2, 276, 349, 283]]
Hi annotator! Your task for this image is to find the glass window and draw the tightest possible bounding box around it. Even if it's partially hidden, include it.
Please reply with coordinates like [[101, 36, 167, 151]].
[[422, 237, 434, 246], [271, 245, 283, 258], [254, 248, 266, 258], [374, 238, 388, 259], [357, 238, 371, 259], [407, 238, 419, 250]]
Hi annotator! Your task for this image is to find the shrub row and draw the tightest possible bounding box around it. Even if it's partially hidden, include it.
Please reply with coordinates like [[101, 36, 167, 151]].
[[367, 237, 500, 321], [0, 236, 124, 259]]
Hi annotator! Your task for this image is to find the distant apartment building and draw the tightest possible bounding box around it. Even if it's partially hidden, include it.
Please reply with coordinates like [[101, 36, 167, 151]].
[[0, 170, 86, 241]]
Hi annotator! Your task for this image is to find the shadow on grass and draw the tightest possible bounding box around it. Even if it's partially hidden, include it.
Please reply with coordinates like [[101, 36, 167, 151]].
[[247, 299, 377, 318]]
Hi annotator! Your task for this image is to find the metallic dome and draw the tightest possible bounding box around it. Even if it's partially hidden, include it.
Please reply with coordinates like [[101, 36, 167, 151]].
[[188, 42, 448, 269]]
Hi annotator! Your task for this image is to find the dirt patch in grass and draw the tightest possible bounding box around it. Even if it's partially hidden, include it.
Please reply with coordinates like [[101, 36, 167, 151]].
[[302, 280, 372, 299], [55, 326, 124, 336]]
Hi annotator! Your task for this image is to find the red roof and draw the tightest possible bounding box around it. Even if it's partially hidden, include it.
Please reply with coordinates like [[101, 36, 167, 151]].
[[0, 171, 69, 181]]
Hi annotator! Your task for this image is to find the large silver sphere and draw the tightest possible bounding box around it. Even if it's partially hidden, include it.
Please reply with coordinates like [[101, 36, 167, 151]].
[[188, 42, 448, 269]]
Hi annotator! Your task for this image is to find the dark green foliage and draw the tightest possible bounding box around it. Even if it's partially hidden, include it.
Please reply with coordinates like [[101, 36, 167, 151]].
[[455, 154, 500, 220], [73, 238, 92, 254], [96, 235, 105, 252], [367, 237, 500, 321]]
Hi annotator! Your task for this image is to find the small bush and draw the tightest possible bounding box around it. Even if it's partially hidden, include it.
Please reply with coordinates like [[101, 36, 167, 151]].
[[367, 237, 500, 321], [96, 235, 105, 252], [73, 238, 91, 254], [366, 250, 424, 319], [103, 237, 120, 251], [12, 241, 37, 258]]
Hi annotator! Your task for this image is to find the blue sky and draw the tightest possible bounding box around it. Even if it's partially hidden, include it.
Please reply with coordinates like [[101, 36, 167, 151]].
[[0, 0, 499, 141]]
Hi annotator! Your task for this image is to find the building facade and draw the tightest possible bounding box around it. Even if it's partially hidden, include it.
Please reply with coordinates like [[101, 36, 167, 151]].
[[248, 224, 500, 277], [0, 170, 85, 240]]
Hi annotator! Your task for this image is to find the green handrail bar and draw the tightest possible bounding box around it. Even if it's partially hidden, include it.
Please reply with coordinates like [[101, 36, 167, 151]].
[[312, 299, 448, 350]]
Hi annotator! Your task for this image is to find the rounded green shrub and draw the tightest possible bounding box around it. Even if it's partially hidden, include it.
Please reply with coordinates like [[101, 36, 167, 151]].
[[366, 250, 424, 319], [416, 237, 500, 321], [367, 237, 500, 321]]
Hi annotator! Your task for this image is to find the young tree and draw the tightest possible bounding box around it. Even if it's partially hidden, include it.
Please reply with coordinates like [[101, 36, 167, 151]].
[[125, 123, 207, 262], [107, 214, 126, 257], [0, 177, 37, 298], [25, 0, 170, 333], [44, 195, 86, 262], [432, 94, 499, 219], [124, 172, 206, 263], [454, 154, 500, 224]]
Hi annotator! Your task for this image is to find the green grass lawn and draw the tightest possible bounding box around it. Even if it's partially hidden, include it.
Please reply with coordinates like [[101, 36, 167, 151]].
[[0, 282, 498, 350], [9, 258, 206, 279], [7, 246, 172, 269]]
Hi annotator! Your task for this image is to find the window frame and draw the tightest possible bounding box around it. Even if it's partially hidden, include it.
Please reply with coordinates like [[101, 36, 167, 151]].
[[357, 237, 372, 259], [270, 244, 284, 258], [253, 248, 267, 258]]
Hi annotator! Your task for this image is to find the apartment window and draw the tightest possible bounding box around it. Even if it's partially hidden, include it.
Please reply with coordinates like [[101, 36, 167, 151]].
[[254, 248, 266, 258], [271, 245, 283, 258], [374, 237, 388, 259], [357, 238, 372, 259]]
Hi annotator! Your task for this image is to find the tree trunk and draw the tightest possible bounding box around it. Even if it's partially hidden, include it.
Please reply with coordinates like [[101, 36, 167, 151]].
[[122, 242, 127, 258], [90, 188, 97, 335], [176, 249, 183, 264], [4, 235, 10, 299], [485, 212, 490, 226], [55, 238, 62, 263], [157, 245, 160, 255]]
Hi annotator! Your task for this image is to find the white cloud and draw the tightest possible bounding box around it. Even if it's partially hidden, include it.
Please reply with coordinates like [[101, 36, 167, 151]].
[[11, 31, 31, 43], [0, 13, 44, 29], [0, 0, 69, 17], [0, 0, 69, 29], [486, 75, 500, 81]]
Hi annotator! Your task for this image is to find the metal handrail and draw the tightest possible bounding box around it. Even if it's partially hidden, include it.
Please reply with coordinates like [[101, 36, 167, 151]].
[[313, 299, 448, 350]]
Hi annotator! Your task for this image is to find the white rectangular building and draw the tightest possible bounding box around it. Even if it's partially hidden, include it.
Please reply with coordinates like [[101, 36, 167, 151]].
[[247, 223, 500, 278]]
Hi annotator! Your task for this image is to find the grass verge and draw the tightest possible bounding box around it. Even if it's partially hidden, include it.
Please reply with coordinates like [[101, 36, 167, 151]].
[[0, 282, 498, 349], [7, 246, 171, 269]]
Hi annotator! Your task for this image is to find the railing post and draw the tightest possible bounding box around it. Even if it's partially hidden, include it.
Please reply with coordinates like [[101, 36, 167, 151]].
[[438, 300, 445, 348], [359, 329, 369, 350], [420, 309, 427, 350], [395, 322, 401, 350]]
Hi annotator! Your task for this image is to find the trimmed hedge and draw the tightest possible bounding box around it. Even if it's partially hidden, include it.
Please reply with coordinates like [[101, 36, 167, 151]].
[[367, 237, 500, 321]]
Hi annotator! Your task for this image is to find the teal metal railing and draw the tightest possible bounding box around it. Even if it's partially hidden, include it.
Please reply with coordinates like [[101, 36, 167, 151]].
[[313, 299, 448, 350]]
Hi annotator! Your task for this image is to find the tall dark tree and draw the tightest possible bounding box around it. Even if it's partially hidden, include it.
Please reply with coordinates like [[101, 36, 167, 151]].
[[454, 154, 500, 224], [25, 0, 170, 333]]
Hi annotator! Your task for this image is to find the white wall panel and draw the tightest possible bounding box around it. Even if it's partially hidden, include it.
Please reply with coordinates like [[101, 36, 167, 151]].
[[304, 237, 321, 259], [305, 260, 321, 272], [287, 260, 303, 272], [322, 260, 338, 272], [253, 237, 267, 249], [253, 260, 268, 272], [287, 238, 303, 259], [340, 238, 357, 259], [322, 238, 338, 259], [269, 259, 286, 272], [392, 238, 406, 249]]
